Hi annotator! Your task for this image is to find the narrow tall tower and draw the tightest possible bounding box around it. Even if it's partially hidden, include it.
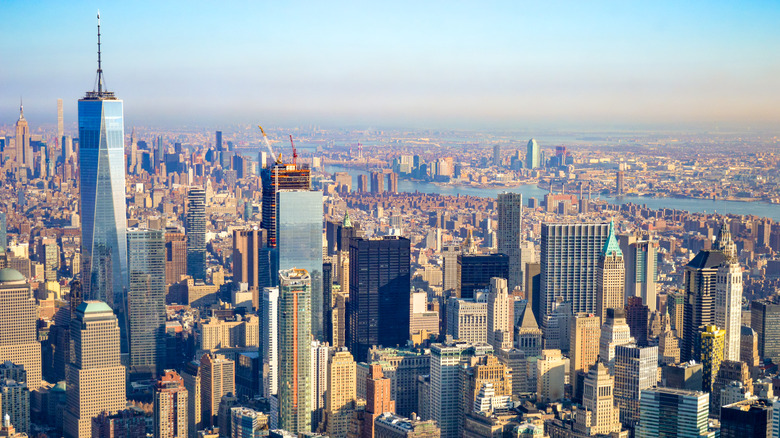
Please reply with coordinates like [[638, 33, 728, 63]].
[[15, 99, 31, 171], [715, 221, 742, 361], [497, 192, 523, 290], [596, 220, 625, 320], [79, 12, 128, 309], [487, 277, 514, 351], [186, 187, 207, 280]]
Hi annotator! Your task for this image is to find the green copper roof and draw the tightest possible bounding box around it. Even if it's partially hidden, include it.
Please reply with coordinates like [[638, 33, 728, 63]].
[[0, 268, 25, 283], [601, 220, 623, 257], [343, 210, 353, 228], [76, 301, 114, 314]]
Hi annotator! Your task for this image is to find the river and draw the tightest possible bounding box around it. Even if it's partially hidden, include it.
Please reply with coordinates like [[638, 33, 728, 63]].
[[322, 165, 780, 221]]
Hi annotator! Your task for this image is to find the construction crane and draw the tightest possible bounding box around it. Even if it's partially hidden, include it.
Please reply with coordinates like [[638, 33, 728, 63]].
[[257, 125, 280, 164], [289, 135, 298, 166]]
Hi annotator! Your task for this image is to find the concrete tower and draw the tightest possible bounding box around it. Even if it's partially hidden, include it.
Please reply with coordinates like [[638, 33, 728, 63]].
[[715, 222, 742, 362], [0, 269, 41, 389], [487, 277, 514, 351]]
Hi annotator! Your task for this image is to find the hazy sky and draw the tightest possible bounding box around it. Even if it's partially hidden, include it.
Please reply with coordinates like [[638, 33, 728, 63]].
[[2, 1, 779, 130]]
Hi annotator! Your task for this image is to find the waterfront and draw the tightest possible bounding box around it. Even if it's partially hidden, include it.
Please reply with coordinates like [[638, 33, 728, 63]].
[[322, 165, 780, 221]]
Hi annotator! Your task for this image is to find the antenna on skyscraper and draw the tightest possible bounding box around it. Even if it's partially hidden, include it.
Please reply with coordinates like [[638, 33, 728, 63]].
[[95, 10, 106, 94]]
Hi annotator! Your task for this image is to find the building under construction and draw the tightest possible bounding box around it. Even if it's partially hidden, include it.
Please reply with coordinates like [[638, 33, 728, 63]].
[[261, 161, 311, 248]]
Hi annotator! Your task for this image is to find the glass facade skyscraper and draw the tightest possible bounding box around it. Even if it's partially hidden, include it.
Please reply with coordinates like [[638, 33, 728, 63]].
[[277, 190, 323, 340], [78, 73, 128, 308], [127, 228, 166, 379], [186, 186, 207, 280]]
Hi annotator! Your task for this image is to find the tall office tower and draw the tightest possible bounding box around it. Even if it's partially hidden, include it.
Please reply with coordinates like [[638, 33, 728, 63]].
[[635, 388, 713, 438], [497, 192, 523, 290], [537, 349, 566, 403], [711, 360, 753, 415], [387, 172, 399, 194], [525, 262, 542, 321], [667, 291, 685, 332], [492, 144, 501, 166], [311, 341, 330, 431], [445, 297, 487, 344], [570, 313, 601, 398], [278, 269, 312, 434], [699, 325, 725, 392], [625, 297, 649, 346], [63, 301, 126, 438], [525, 138, 540, 169], [357, 174, 368, 193], [78, 17, 128, 307], [681, 250, 726, 361], [658, 314, 681, 365], [215, 131, 223, 151], [596, 221, 624, 320], [261, 287, 279, 399], [515, 307, 543, 358], [0, 213, 6, 252], [233, 229, 261, 297], [456, 254, 509, 299], [0, 269, 41, 388], [277, 190, 324, 340], [185, 187, 207, 281], [751, 298, 780, 363], [261, 162, 311, 248], [201, 353, 235, 428], [362, 365, 395, 438], [0, 379, 29, 434], [620, 235, 659, 312], [348, 237, 410, 361], [370, 172, 384, 193], [740, 326, 760, 369], [165, 231, 187, 285], [715, 225, 742, 362], [540, 223, 610, 333], [615, 171, 625, 195], [441, 245, 460, 295], [127, 229, 166, 380], [614, 344, 658, 430], [487, 278, 514, 351], [182, 361, 202, 438], [326, 350, 356, 438], [599, 308, 633, 371], [429, 342, 482, 438], [57, 98, 64, 139], [154, 370, 188, 438], [575, 362, 622, 436], [14, 100, 31, 170]]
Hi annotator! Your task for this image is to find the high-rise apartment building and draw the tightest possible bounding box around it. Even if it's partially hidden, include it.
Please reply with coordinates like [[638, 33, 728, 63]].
[[261, 162, 311, 248], [201, 353, 235, 428], [277, 190, 324, 340], [278, 269, 312, 434], [614, 344, 658, 430], [0, 379, 29, 435], [525, 139, 540, 169], [348, 237, 410, 361], [682, 250, 726, 361], [127, 228, 166, 379], [261, 287, 279, 399], [63, 301, 126, 438], [596, 221, 624, 320], [0, 269, 41, 388], [636, 388, 714, 438], [311, 340, 330, 430], [186, 187, 207, 281], [326, 349, 356, 438], [362, 365, 395, 438], [154, 370, 188, 438], [715, 224, 742, 362], [540, 223, 609, 332], [487, 278, 514, 351], [569, 313, 600, 398], [165, 231, 187, 285], [497, 193, 523, 290], [78, 23, 128, 306]]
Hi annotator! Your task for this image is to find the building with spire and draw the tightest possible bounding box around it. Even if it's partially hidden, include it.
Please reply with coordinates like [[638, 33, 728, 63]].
[[14, 100, 31, 172], [596, 220, 624, 320], [515, 306, 543, 359], [79, 12, 128, 310], [714, 221, 742, 362]]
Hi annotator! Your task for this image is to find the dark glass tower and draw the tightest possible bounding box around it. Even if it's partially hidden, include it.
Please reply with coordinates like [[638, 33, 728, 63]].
[[127, 228, 166, 380], [348, 236, 411, 361], [79, 12, 128, 308], [186, 186, 206, 280]]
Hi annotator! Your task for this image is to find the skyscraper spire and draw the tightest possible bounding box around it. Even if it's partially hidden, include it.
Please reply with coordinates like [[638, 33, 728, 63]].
[[96, 10, 104, 94], [19, 97, 24, 120], [715, 219, 737, 262], [601, 219, 622, 257]]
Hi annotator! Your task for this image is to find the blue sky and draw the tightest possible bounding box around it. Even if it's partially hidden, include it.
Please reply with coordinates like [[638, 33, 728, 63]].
[[2, 1, 779, 129]]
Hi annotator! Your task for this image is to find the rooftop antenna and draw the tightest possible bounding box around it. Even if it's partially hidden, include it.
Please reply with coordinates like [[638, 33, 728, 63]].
[[96, 10, 106, 94]]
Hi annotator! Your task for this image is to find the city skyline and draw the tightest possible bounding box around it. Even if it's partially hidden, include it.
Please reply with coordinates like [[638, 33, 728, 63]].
[[1, 1, 779, 130]]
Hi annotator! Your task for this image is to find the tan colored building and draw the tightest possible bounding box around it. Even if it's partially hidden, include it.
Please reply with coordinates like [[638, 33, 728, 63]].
[[182, 361, 203, 438], [569, 313, 600, 397], [201, 353, 235, 428], [537, 349, 566, 403], [232, 229, 262, 304], [199, 316, 259, 351], [0, 268, 41, 389], [326, 349, 357, 438], [574, 362, 622, 436], [63, 301, 127, 438], [459, 354, 512, 434], [487, 278, 514, 351], [154, 370, 188, 438], [596, 222, 625, 320]]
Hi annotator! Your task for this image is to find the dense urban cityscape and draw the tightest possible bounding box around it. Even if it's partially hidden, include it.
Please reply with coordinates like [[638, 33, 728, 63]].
[[1, 4, 780, 438]]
